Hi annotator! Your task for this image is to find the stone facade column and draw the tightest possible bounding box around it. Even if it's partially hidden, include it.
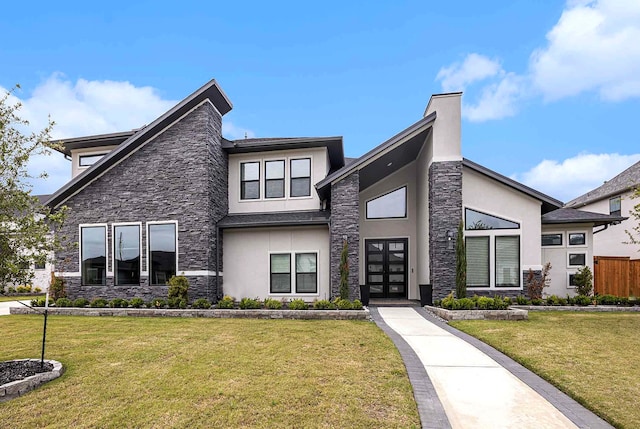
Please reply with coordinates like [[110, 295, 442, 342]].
[[330, 172, 360, 300], [429, 161, 462, 299]]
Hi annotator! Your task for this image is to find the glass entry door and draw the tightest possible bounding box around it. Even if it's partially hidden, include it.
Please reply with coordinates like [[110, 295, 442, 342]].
[[365, 239, 408, 299]]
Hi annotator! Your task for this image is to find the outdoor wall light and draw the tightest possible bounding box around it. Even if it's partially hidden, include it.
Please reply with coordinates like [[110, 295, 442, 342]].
[[446, 230, 455, 250]]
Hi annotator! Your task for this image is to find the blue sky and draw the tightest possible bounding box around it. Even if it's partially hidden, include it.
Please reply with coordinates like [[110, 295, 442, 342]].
[[2, 0, 639, 202]]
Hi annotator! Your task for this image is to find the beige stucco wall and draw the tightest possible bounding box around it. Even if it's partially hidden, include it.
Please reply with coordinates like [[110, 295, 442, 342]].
[[541, 224, 594, 297], [222, 226, 330, 300], [415, 134, 432, 286], [71, 146, 118, 178], [359, 162, 419, 299], [424, 93, 462, 162], [576, 191, 640, 258], [228, 147, 328, 214], [462, 167, 542, 291]]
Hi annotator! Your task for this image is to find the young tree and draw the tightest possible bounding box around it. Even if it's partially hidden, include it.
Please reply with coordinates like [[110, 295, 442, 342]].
[[0, 86, 66, 288], [626, 187, 640, 246], [455, 220, 466, 298]]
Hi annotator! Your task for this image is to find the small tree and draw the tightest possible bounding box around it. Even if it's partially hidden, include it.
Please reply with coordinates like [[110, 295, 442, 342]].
[[626, 187, 640, 246], [526, 262, 551, 300], [573, 266, 593, 296], [339, 239, 349, 299], [455, 220, 466, 298], [168, 275, 189, 301]]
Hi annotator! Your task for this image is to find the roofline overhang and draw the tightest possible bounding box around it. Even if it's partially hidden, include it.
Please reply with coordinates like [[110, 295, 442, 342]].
[[51, 130, 137, 157], [566, 186, 638, 208], [541, 216, 628, 227]]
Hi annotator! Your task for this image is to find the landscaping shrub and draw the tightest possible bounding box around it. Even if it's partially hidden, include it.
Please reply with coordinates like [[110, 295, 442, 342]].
[[352, 299, 363, 310], [263, 298, 283, 309], [566, 295, 575, 305], [31, 297, 54, 307], [441, 292, 456, 310], [493, 296, 508, 310], [573, 266, 593, 296], [573, 295, 592, 306], [192, 298, 212, 309], [217, 296, 235, 309], [167, 297, 187, 309], [433, 299, 442, 307], [333, 298, 353, 310], [8, 286, 16, 294], [109, 298, 129, 308], [596, 294, 618, 305], [312, 299, 334, 310], [546, 295, 561, 306], [0, 287, 4, 295], [17, 285, 32, 293], [148, 298, 167, 309], [455, 297, 475, 310], [557, 296, 568, 306], [90, 298, 108, 308], [503, 297, 512, 306], [476, 296, 493, 310], [530, 298, 543, 306], [55, 297, 73, 307], [167, 275, 189, 301], [288, 299, 308, 310], [239, 297, 261, 309], [129, 297, 145, 308], [34, 287, 42, 293], [73, 298, 89, 308]]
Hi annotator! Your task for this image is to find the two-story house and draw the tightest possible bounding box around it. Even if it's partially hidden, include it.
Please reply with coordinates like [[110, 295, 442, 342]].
[[44, 79, 624, 302]]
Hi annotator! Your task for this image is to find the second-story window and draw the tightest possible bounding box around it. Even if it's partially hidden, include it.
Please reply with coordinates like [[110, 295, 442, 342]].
[[290, 158, 311, 197], [610, 196, 621, 216], [79, 153, 107, 167], [265, 160, 285, 198], [241, 162, 260, 200]]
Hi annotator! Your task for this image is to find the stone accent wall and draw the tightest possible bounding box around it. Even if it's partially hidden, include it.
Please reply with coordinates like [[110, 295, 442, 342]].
[[429, 161, 462, 299], [330, 172, 360, 299], [56, 102, 225, 302]]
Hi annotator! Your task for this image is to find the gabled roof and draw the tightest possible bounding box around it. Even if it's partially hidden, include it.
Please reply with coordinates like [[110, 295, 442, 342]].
[[52, 130, 137, 157], [218, 210, 330, 229], [566, 160, 640, 207], [222, 136, 344, 172], [462, 159, 563, 212], [45, 79, 232, 209], [542, 207, 627, 226]]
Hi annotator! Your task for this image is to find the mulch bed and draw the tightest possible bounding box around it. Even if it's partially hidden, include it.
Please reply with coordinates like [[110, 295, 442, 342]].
[[0, 360, 53, 386]]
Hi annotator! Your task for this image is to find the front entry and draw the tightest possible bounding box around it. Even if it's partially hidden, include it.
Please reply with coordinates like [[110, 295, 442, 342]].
[[365, 238, 408, 299]]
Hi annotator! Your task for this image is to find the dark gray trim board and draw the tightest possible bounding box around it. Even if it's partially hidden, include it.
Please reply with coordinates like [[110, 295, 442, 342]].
[[218, 211, 330, 229], [52, 130, 136, 156]]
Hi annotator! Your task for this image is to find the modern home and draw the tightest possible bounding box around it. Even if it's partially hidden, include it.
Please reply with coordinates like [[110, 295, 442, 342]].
[[44, 79, 625, 302], [566, 162, 640, 258]]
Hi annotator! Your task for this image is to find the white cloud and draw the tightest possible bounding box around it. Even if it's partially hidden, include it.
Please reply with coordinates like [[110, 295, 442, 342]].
[[462, 73, 528, 122], [531, 0, 640, 101], [3, 74, 254, 195], [513, 152, 640, 202], [436, 53, 503, 93]]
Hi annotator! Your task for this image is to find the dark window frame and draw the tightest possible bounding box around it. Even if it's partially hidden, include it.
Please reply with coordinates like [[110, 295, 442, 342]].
[[495, 235, 520, 288], [465, 208, 520, 230], [609, 196, 621, 217], [79, 153, 108, 167], [295, 252, 318, 293], [270, 253, 292, 293], [80, 225, 107, 286], [290, 158, 311, 198], [541, 233, 563, 246], [113, 224, 141, 286], [149, 222, 177, 286], [240, 161, 261, 200], [265, 160, 285, 199], [568, 232, 586, 246], [568, 253, 586, 266], [465, 236, 490, 288], [365, 186, 408, 220]]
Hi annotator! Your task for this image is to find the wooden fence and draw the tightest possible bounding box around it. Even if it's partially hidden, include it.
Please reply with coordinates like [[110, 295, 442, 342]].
[[593, 256, 640, 297]]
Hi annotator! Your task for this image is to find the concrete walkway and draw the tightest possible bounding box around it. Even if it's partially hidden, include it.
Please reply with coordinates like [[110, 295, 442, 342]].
[[0, 301, 30, 316], [371, 306, 613, 429]]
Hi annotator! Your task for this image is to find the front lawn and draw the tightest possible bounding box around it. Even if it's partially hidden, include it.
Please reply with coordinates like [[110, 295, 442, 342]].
[[0, 315, 419, 429], [0, 295, 44, 303], [451, 312, 640, 429]]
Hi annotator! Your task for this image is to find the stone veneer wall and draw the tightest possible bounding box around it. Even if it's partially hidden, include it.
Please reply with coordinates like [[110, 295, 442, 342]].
[[330, 172, 360, 299], [429, 161, 462, 300], [56, 102, 225, 302]]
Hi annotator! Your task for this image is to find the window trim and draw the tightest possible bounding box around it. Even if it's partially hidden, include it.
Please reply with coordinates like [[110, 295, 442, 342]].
[[240, 161, 261, 200], [112, 222, 142, 286], [146, 221, 179, 286], [567, 232, 587, 247], [78, 152, 109, 168], [365, 185, 408, 220], [290, 157, 312, 198], [295, 252, 318, 294], [567, 252, 587, 268], [268, 250, 320, 296], [466, 236, 490, 288], [269, 253, 292, 294], [541, 232, 563, 247], [567, 271, 578, 289], [465, 207, 521, 230], [79, 223, 108, 286], [609, 196, 622, 217], [265, 159, 286, 199], [494, 235, 521, 288]]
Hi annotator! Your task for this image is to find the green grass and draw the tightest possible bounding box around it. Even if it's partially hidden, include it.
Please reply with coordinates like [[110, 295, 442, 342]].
[[451, 312, 640, 429], [0, 295, 44, 303], [0, 315, 419, 429]]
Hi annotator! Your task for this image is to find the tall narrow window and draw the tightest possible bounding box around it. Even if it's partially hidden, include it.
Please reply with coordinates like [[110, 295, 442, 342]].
[[265, 160, 285, 198], [241, 162, 260, 200], [81, 226, 106, 285], [609, 196, 621, 216], [290, 158, 311, 197], [270, 254, 291, 293], [114, 225, 140, 285], [366, 187, 407, 219], [149, 223, 176, 285], [496, 236, 520, 287], [296, 253, 317, 293], [466, 236, 489, 287]]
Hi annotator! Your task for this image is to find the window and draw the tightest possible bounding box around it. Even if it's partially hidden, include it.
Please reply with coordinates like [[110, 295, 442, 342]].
[[542, 233, 563, 246], [290, 158, 311, 197], [366, 187, 407, 219], [79, 153, 107, 167], [270, 254, 291, 293], [568, 233, 586, 246], [568, 253, 586, 266], [149, 223, 176, 285], [296, 253, 317, 293], [568, 273, 577, 288], [81, 226, 106, 285], [241, 162, 260, 200], [466, 236, 489, 287], [610, 196, 621, 216], [34, 259, 46, 270], [495, 236, 520, 287], [114, 224, 140, 285], [265, 160, 285, 198], [465, 208, 520, 230]]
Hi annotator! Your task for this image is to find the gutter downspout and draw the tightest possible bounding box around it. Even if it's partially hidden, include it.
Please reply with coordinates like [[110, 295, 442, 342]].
[[593, 224, 609, 234]]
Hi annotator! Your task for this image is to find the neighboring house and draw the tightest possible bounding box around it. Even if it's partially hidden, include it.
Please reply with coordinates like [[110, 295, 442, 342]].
[[566, 161, 640, 258], [44, 79, 624, 302]]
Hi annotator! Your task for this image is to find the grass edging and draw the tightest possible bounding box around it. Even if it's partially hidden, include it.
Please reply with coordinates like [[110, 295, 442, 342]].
[[425, 305, 528, 320], [0, 359, 64, 403], [9, 306, 370, 320], [511, 305, 640, 312]]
